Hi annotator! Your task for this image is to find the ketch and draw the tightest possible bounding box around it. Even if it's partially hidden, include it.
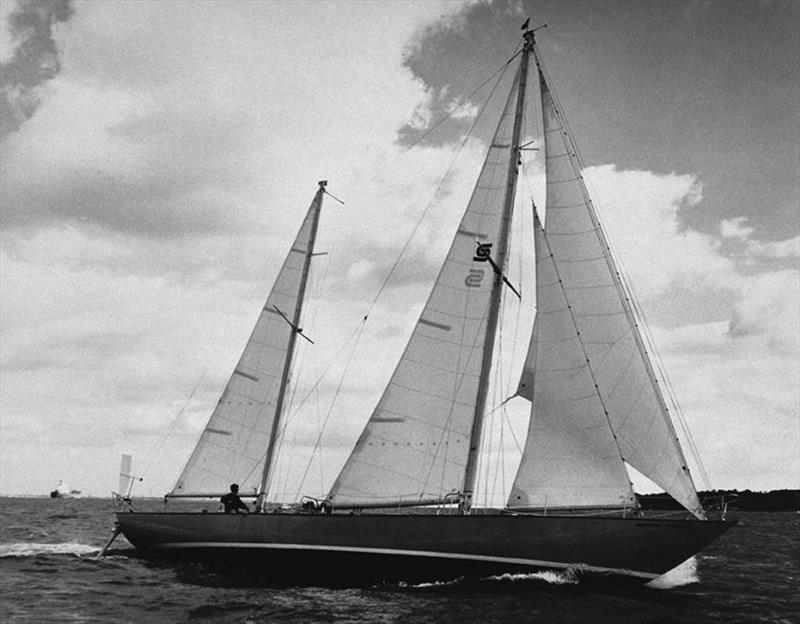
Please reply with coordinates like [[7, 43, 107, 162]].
[[108, 23, 735, 585]]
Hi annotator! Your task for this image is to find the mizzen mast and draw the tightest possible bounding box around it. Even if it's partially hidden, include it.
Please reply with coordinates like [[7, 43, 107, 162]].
[[256, 180, 327, 512]]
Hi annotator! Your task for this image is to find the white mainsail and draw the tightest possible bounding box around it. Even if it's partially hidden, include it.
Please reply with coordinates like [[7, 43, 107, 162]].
[[509, 69, 703, 517], [170, 185, 324, 498], [327, 68, 524, 509]]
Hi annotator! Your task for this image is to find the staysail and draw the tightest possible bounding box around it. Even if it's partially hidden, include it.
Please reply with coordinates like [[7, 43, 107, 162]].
[[509, 209, 636, 510], [509, 66, 703, 517], [327, 67, 524, 509], [169, 183, 325, 498]]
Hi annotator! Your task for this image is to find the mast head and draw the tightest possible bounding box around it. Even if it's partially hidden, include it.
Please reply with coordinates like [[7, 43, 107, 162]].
[[521, 21, 547, 49], [318, 180, 328, 188]]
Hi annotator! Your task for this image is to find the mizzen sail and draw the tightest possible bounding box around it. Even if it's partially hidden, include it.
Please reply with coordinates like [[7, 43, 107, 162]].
[[170, 184, 325, 498]]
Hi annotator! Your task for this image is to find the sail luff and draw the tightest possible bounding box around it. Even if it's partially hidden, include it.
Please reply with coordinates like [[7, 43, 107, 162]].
[[257, 181, 326, 510], [461, 32, 533, 513]]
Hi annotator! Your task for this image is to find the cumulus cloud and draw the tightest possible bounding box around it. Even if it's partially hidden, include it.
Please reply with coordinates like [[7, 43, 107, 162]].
[[0, 0, 480, 495], [398, 0, 525, 147], [720, 217, 799, 261], [1, 1, 472, 240], [746, 236, 800, 260], [0, 0, 73, 136], [720, 216, 754, 240]]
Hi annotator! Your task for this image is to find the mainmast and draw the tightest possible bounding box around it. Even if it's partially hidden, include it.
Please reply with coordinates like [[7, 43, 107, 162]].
[[460, 28, 535, 513], [256, 180, 327, 512]]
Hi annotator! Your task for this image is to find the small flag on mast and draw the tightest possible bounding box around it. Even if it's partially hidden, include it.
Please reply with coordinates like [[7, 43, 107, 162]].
[[521, 18, 530, 31]]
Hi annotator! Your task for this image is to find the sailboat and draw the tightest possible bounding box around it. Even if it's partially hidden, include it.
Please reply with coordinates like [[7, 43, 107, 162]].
[[112, 25, 734, 584]]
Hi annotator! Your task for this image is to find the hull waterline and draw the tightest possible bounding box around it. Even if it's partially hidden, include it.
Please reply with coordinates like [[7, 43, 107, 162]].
[[116, 512, 734, 585]]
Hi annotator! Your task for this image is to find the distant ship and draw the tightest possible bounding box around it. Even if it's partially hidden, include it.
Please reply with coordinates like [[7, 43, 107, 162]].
[[50, 480, 81, 499]]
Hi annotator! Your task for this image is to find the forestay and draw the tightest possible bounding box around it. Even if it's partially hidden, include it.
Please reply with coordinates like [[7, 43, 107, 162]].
[[327, 68, 524, 509], [509, 69, 703, 517], [169, 190, 323, 498]]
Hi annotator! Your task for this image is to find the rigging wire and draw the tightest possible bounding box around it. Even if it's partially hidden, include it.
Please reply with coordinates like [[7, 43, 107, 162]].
[[271, 253, 330, 500], [359, 55, 516, 322], [287, 46, 524, 501], [623, 278, 712, 490], [138, 369, 209, 487], [400, 46, 523, 155], [293, 319, 367, 500]]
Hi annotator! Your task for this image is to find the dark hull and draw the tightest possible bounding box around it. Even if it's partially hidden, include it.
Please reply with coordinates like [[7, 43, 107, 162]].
[[116, 511, 734, 585]]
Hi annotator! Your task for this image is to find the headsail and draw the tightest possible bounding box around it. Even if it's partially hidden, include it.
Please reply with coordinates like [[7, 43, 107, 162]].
[[509, 66, 703, 518], [509, 208, 636, 510], [327, 67, 525, 510], [169, 183, 326, 499]]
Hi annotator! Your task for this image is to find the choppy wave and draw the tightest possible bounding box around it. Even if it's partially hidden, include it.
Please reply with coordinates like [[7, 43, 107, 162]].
[[0, 542, 98, 558], [646, 557, 699, 589]]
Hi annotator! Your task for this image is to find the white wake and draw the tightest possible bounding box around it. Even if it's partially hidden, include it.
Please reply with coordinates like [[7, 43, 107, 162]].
[[398, 568, 579, 589], [488, 570, 580, 585], [0, 542, 98, 558]]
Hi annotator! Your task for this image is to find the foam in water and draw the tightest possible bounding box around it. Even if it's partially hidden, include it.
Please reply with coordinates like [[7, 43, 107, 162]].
[[0, 542, 98, 558], [398, 568, 579, 589], [488, 570, 579, 585], [400, 578, 462, 589], [646, 556, 699, 589]]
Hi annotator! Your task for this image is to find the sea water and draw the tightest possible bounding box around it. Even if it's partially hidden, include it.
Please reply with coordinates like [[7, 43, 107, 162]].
[[0, 497, 797, 623]]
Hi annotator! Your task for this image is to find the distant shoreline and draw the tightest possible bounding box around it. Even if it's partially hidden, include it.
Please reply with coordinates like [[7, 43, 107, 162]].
[[638, 489, 799, 512]]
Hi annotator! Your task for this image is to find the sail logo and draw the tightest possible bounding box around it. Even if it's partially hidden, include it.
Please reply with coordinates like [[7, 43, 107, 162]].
[[465, 243, 492, 288]]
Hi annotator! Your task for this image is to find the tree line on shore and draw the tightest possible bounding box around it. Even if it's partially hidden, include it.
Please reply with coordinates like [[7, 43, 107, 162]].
[[637, 489, 799, 511]]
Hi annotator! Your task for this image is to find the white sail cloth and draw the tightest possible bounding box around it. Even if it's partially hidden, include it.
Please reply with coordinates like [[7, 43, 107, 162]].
[[509, 211, 636, 510], [169, 191, 323, 498], [118, 454, 134, 497], [509, 71, 703, 518], [327, 69, 523, 509]]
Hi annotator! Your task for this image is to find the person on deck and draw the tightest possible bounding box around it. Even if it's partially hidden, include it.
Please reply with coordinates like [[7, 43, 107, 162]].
[[220, 483, 250, 514]]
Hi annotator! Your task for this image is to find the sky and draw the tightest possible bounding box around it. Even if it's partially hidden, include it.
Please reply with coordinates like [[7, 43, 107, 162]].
[[0, 0, 797, 499]]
